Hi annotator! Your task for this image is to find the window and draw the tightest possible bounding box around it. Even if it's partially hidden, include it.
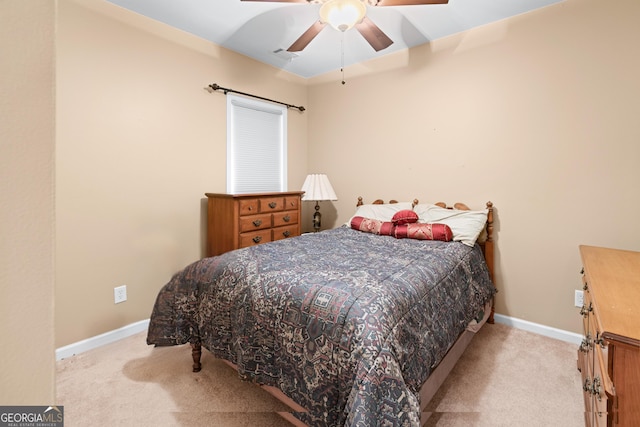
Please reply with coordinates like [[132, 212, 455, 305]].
[[227, 94, 287, 193]]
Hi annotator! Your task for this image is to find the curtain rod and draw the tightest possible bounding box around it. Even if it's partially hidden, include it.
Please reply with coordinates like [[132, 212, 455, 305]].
[[207, 83, 305, 112]]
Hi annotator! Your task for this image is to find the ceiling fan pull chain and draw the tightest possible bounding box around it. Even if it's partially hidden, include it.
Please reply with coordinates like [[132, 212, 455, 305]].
[[340, 34, 345, 84]]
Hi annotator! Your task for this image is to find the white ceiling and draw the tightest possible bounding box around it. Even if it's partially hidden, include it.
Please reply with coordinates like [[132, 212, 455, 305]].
[[105, 0, 562, 79]]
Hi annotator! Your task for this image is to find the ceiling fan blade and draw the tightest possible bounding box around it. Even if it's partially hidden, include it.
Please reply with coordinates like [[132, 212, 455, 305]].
[[287, 21, 327, 52], [355, 17, 393, 52], [374, 0, 448, 5]]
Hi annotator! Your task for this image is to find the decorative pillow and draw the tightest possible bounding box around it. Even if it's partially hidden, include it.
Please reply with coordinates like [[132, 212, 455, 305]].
[[346, 202, 415, 226], [394, 223, 453, 241], [391, 209, 419, 225], [350, 216, 395, 236], [413, 204, 488, 246]]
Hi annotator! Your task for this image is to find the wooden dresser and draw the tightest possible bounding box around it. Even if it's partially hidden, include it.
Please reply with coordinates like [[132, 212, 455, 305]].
[[205, 191, 303, 257], [577, 245, 640, 427]]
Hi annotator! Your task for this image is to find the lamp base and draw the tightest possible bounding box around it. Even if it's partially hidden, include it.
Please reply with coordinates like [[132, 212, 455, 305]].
[[312, 201, 321, 232]]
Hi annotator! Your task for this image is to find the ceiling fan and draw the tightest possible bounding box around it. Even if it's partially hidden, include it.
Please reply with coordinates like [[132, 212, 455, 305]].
[[242, 0, 449, 53]]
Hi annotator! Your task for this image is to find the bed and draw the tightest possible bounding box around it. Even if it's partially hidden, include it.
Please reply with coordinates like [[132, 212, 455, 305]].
[[146, 197, 496, 426]]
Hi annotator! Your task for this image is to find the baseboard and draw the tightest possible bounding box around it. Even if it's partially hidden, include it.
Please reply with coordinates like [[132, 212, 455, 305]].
[[494, 314, 582, 345], [55, 315, 581, 361], [56, 319, 149, 361]]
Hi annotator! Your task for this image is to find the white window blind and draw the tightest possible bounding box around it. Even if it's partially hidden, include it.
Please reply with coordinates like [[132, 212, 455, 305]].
[[227, 94, 287, 193]]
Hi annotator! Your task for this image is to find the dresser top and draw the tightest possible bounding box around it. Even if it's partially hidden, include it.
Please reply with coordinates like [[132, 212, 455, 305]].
[[205, 191, 305, 199], [580, 245, 640, 345]]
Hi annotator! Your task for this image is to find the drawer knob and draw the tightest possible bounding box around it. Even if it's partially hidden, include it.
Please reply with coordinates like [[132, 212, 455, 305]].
[[283, 215, 290, 222], [269, 202, 277, 209], [283, 230, 291, 237], [580, 302, 592, 318], [252, 236, 262, 243], [252, 219, 262, 227], [592, 377, 602, 400], [579, 338, 590, 353], [248, 206, 253, 211]]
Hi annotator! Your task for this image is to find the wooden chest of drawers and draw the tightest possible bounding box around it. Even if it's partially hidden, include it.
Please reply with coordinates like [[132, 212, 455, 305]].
[[205, 191, 303, 257], [577, 245, 640, 427]]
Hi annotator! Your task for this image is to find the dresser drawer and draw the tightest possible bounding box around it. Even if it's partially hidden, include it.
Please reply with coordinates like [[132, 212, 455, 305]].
[[577, 346, 592, 416], [273, 210, 298, 227], [591, 337, 612, 419], [239, 199, 259, 216], [579, 290, 594, 418], [581, 290, 593, 340], [588, 291, 614, 426], [239, 213, 272, 232], [284, 196, 299, 211], [239, 229, 272, 248], [272, 224, 299, 242], [259, 197, 284, 212]]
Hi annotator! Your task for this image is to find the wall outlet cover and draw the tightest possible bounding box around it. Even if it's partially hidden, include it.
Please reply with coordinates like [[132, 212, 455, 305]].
[[574, 289, 584, 308], [114, 285, 127, 304]]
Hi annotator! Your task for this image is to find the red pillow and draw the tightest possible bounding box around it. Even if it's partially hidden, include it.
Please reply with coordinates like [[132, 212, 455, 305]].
[[391, 209, 419, 225], [350, 216, 395, 236], [394, 223, 453, 241]]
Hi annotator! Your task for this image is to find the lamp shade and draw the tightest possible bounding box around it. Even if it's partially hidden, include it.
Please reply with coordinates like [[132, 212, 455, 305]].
[[301, 174, 338, 201]]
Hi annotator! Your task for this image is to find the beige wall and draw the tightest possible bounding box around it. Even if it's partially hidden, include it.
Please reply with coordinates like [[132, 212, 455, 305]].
[[307, 0, 640, 334], [0, 1, 56, 404], [55, 0, 308, 347]]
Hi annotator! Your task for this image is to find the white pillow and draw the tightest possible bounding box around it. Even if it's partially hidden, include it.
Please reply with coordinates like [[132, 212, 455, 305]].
[[414, 204, 488, 247], [346, 202, 415, 225]]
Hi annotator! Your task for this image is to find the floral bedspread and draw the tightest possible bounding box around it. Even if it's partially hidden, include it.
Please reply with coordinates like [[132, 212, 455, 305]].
[[147, 226, 496, 426]]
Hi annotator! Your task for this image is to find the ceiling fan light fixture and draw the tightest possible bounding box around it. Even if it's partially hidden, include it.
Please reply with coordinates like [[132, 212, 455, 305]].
[[319, 0, 366, 32]]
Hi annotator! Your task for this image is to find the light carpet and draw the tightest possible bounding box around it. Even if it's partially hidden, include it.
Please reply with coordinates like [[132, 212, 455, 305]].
[[56, 322, 584, 426]]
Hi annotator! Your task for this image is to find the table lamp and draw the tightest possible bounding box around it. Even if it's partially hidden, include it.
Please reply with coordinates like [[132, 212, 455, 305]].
[[301, 174, 338, 232]]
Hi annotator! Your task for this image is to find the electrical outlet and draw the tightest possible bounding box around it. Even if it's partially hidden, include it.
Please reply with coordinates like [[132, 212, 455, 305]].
[[574, 289, 584, 308], [114, 285, 127, 304]]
